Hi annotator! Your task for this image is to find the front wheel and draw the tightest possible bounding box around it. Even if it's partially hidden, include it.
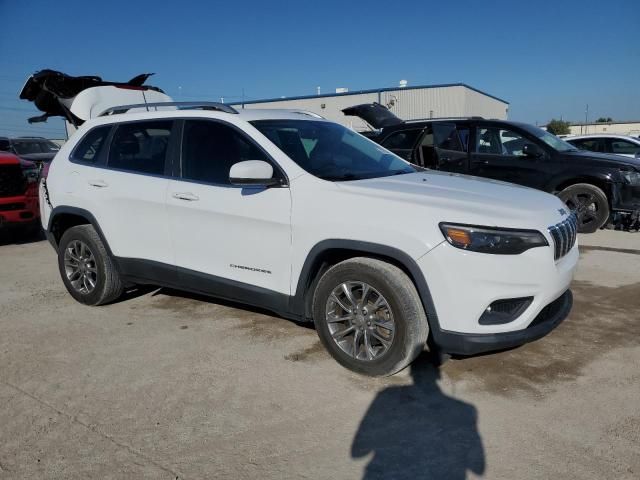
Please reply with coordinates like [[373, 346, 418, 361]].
[[312, 257, 429, 376], [558, 183, 610, 233]]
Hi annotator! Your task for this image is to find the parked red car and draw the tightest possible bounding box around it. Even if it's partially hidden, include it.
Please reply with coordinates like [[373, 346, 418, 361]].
[[0, 152, 40, 231]]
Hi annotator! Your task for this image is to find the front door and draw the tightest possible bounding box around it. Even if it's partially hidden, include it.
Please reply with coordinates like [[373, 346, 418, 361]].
[[166, 119, 292, 296], [469, 125, 547, 189]]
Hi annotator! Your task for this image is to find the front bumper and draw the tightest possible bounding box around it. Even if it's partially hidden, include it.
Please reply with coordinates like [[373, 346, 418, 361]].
[[433, 289, 572, 355], [612, 182, 640, 213], [417, 239, 578, 355]]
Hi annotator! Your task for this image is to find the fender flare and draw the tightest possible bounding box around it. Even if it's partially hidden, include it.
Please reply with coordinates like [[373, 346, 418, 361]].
[[47, 206, 114, 257], [291, 239, 442, 335]]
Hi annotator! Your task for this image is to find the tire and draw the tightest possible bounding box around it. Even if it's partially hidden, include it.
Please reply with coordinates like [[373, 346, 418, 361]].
[[558, 183, 610, 233], [57, 225, 123, 305], [312, 257, 429, 376]]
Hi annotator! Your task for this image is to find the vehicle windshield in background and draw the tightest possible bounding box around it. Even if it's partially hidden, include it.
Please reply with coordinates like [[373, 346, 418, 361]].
[[251, 120, 416, 181], [12, 140, 60, 155], [520, 124, 577, 152]]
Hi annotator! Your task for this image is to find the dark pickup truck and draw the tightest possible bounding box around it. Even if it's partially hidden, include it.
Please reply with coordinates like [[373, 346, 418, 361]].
[[344, 103, 640, 233]]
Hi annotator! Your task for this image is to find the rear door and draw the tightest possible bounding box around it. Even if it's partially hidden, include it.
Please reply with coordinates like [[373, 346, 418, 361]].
[[469, 124, 549, 188], [431, 123, 469, 173], [73, 120, 175, 265], [412, 123, 469, 172], [379, 128, 423, 161]]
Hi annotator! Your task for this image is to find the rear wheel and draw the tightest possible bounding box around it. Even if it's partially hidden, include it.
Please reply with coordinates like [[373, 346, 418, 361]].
[[312, 257, 429, 376], [558, 183, 609, 233], [58, 225, 123, 305]]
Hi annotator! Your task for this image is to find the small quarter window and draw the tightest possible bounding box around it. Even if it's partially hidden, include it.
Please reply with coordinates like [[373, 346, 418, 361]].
[[108, 121, 172, 175], [73, 126, 111, 163]]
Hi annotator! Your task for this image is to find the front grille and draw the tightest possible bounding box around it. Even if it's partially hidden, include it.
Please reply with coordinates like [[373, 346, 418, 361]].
[[0, 165, 26, 197], [548, 213, 578, 260], [0, 202, 26, 211]]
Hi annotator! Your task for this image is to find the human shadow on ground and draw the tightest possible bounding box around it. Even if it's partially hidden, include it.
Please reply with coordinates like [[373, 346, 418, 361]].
[[351, 355, 485, 479]]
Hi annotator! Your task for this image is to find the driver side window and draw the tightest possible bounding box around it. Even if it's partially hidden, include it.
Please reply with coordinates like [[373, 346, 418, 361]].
[[476, 127, 537, 157], [181, 120, 271, 185]]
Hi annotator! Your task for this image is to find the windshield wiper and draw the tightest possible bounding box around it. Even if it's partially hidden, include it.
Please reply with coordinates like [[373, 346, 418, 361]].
[[316, 173, 359, 181]]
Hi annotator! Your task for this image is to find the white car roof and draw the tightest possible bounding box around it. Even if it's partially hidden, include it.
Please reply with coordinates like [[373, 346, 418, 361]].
[[566, 134, 640, 142]]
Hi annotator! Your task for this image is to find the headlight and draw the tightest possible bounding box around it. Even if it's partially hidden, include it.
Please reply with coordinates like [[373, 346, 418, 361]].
[[439, 223, 548, 254], [620, 170, 640, 185]]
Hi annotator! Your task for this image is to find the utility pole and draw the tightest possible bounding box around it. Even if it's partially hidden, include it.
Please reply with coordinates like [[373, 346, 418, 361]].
[[585, 104, 589, 135]]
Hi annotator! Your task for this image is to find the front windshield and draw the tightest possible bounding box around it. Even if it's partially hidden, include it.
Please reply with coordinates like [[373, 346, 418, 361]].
[[13, 140, 60, 155], [520, 124, 577, 152], [251, 120, 416, 181]]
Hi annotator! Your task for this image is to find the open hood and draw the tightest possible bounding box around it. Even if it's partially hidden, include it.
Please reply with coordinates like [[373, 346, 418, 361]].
[[342, 102, 404, 129], [19, 69, 172, 127]]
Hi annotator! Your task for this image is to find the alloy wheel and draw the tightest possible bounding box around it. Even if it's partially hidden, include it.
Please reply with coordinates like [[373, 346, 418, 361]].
[[64, 240, 98, 294], [325, 281, 395, 361], [563, 191, 601, 230]]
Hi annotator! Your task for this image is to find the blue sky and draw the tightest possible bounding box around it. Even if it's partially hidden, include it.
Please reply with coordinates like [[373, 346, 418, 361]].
[[0, 0, 638, 138]]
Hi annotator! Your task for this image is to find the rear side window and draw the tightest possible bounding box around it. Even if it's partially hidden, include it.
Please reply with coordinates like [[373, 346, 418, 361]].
[[181, 120, 269, 185], [108, 121, 173, 175], [72, 126, 111, 163]]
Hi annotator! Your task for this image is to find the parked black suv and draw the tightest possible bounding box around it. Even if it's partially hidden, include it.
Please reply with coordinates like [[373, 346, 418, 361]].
[[344, 104, 640, 233]]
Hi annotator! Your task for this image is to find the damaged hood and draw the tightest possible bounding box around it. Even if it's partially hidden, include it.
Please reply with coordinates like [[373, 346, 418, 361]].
[[19, 69, 170, 126], [342, 103, 404, 129]]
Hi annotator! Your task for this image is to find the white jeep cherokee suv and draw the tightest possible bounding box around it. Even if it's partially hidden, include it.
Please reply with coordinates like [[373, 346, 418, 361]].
[[40, 102, 578, 376]]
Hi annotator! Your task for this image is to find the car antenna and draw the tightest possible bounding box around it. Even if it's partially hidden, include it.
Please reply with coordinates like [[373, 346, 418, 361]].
[[141, 90, 150, 111]]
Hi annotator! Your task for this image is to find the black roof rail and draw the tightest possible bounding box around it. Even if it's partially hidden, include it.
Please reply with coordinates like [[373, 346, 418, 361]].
[[405, 116, 484, 123], [98, 101, 238, 117]]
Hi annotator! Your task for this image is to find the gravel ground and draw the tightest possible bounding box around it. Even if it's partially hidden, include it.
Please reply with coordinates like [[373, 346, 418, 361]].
[[0, 230, 638, 479]]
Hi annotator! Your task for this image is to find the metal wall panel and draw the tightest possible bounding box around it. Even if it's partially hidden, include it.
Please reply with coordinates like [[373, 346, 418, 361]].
[[464, 89, 509, 119], [232, 85, 508, 130]]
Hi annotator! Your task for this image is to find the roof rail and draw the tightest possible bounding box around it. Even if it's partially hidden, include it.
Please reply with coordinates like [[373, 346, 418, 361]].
[[99, 101, 238, 117], [289, 110, 325, 119]]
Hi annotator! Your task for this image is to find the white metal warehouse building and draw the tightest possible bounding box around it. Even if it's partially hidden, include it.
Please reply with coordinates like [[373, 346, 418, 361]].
[[231, 83, 509, 131]]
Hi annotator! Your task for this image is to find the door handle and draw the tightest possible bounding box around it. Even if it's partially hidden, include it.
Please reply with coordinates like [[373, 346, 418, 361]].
[[88, 180, 108, 188], [172, 192, 200, 201]]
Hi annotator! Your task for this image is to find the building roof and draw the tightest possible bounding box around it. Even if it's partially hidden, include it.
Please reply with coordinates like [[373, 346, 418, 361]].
[[231, 83, 509, 107]]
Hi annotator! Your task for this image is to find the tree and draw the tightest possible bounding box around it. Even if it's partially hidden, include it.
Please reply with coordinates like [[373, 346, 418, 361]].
[[546, 119, 571, 135], [596, 117, 613, 123]]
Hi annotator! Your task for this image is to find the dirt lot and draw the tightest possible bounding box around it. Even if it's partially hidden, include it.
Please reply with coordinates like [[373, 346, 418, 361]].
[[0, 231, 638, 479]]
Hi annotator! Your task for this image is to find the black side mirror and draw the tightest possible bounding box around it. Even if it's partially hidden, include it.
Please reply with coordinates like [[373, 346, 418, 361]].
[[523, 143, 542, 157]]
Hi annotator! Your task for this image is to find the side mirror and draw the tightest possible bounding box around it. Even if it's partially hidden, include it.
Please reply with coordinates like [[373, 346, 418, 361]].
[[522, 143, 542, 157], [229, 160, 280, 187]]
